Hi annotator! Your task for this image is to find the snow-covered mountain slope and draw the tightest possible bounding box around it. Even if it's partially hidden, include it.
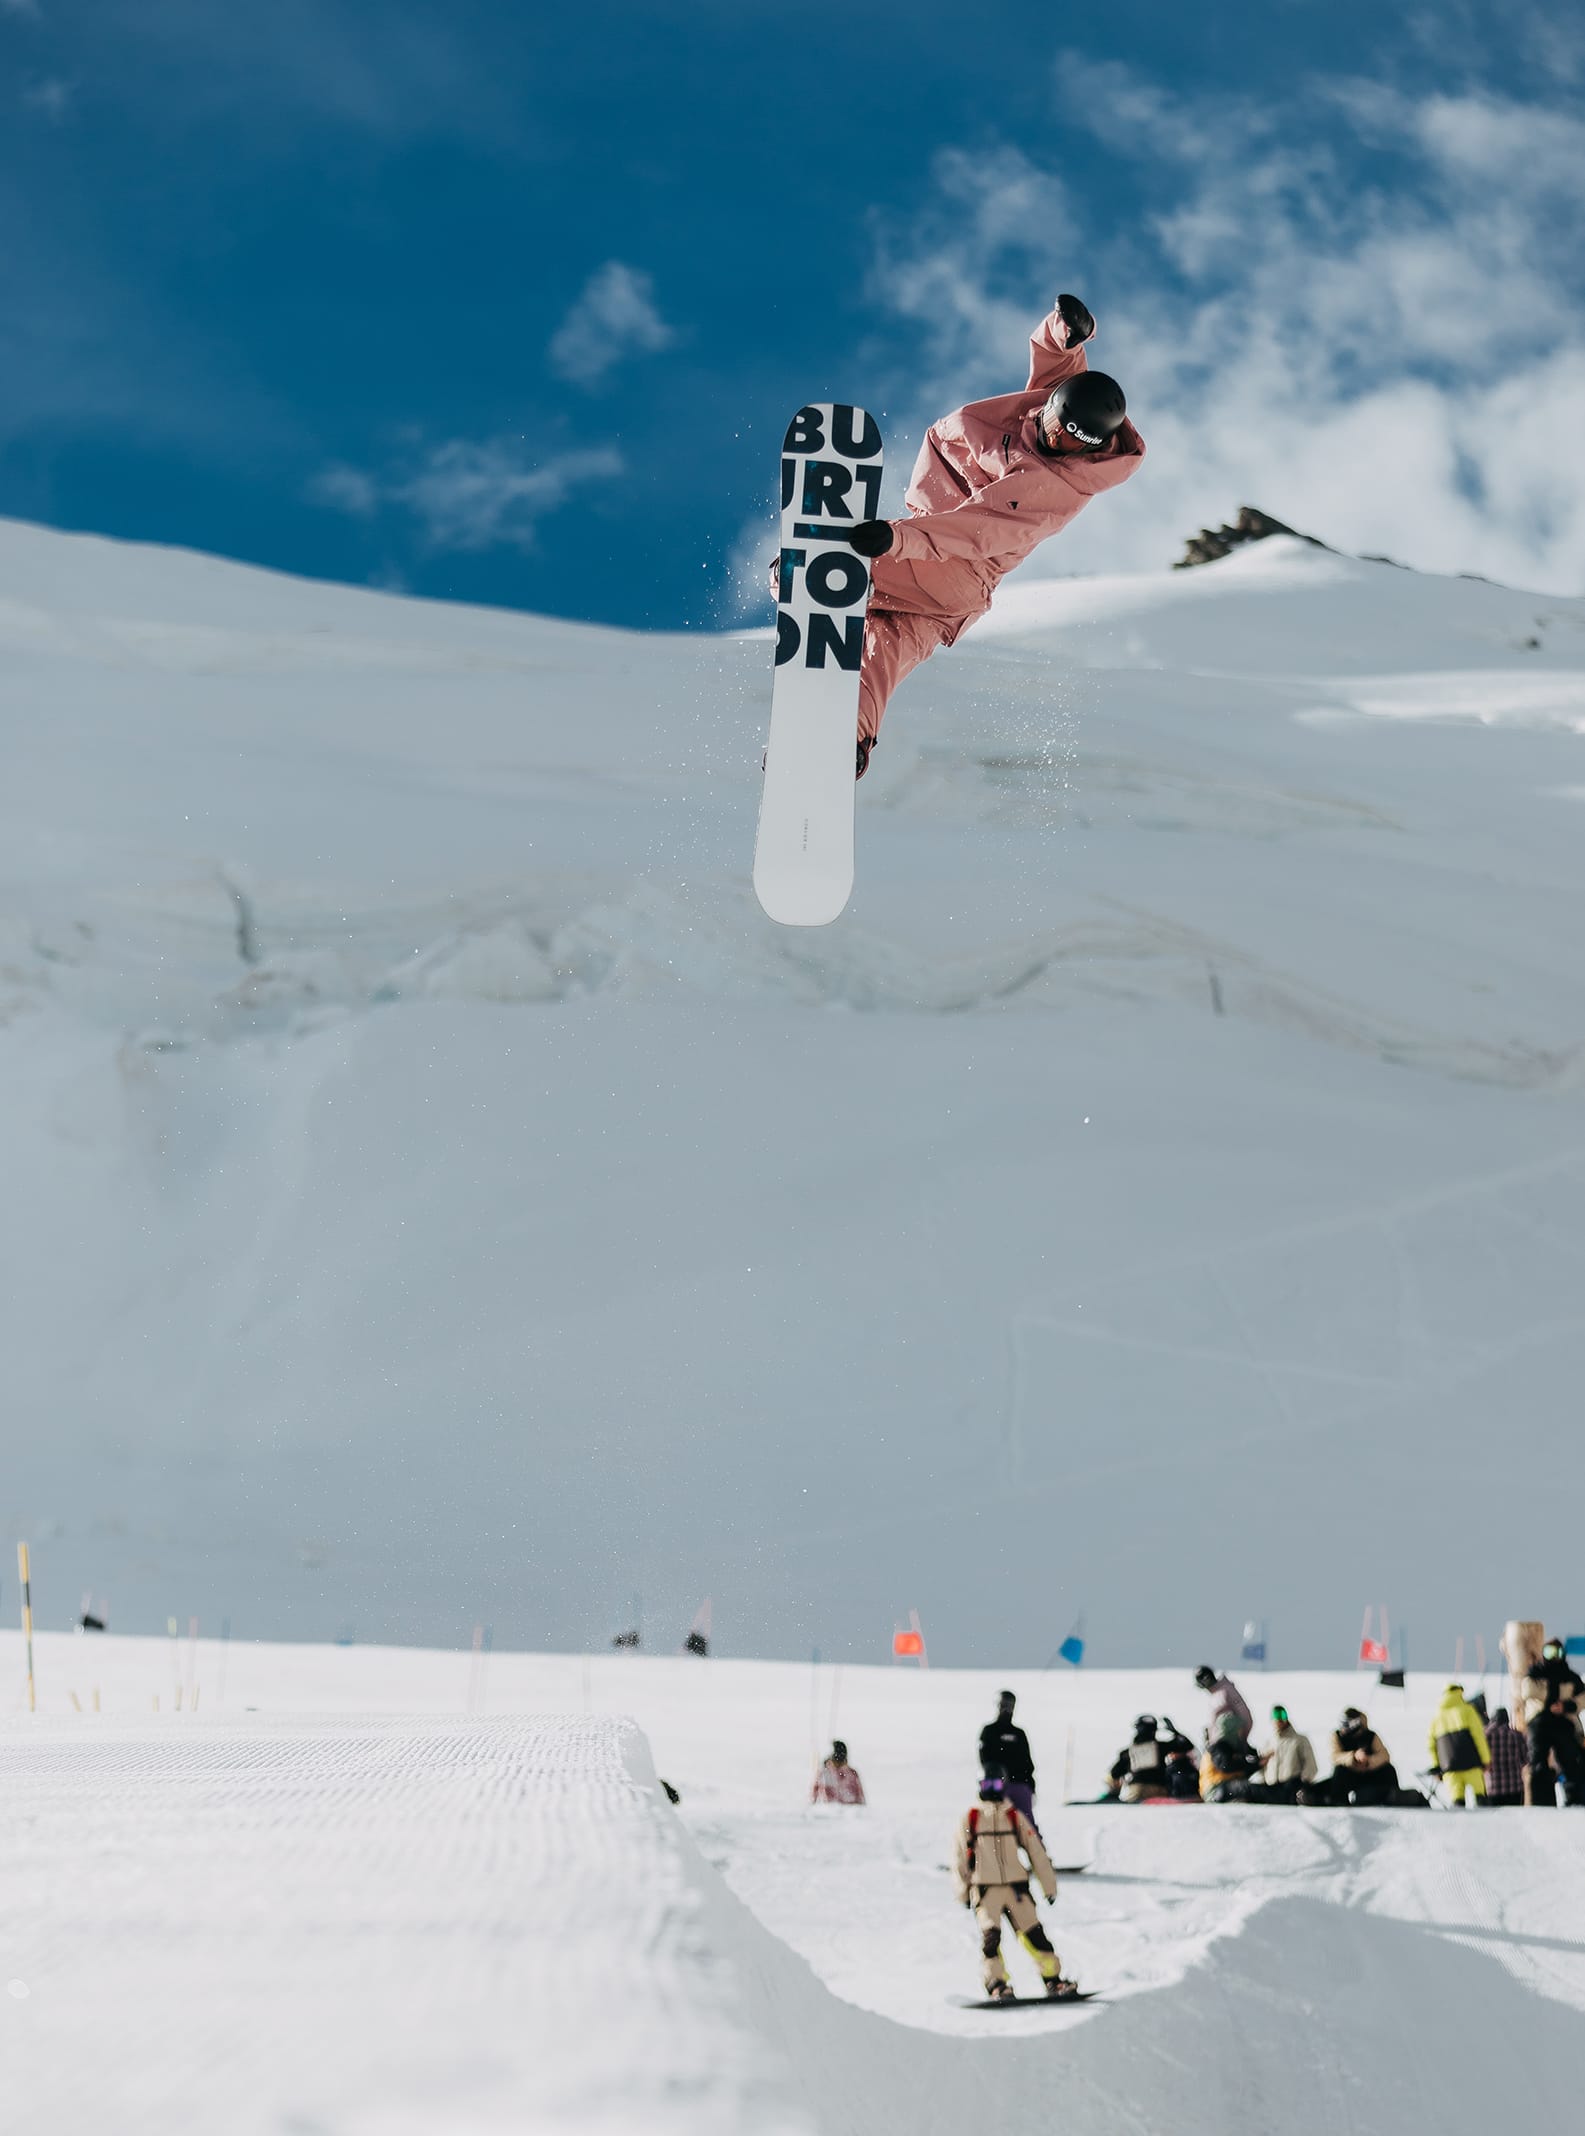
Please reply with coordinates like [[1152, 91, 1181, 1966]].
[[2, 516, 1583, 1660], [6, 1635, 1585, 2135]]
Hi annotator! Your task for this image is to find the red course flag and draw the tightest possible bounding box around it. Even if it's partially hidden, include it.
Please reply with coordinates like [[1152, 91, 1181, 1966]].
[[892, 1629, 924, 1657], [1359, 1637, 1388, 1665]]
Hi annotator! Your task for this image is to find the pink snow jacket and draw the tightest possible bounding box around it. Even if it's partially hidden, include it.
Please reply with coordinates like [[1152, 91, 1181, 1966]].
[[877, 306, 1145, 622], [811, 1759, 866, 1805], [1205, 1675, 1253, 1744]]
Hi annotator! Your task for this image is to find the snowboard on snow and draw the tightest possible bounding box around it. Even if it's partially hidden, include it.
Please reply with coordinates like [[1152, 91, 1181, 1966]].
[[956, 1992, 1102, 2010], [753, 403, 884, 927]]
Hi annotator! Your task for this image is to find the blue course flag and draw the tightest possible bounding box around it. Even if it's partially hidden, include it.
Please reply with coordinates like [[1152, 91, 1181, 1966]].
[[1565, 1637, 1585, 1658], [1059, 1635, 1085, 1667], [1241, 1639, 1267, 1662]]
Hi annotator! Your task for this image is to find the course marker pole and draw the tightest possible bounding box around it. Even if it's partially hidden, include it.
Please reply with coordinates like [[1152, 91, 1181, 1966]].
[[17, 1543, 35, 1712]]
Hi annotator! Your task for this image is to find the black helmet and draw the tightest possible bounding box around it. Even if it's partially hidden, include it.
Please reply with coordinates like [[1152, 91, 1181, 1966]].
[[997, 1688, 1016, 1711], [831, 1740, 847, 1763], [1543, 1639, 1565, 1660], [1043, 371, 1127, 450], [1134, 1713, 1158, 1736], [1193, 1665, 1217, 1690], [980, 1771, 1008, 1801]]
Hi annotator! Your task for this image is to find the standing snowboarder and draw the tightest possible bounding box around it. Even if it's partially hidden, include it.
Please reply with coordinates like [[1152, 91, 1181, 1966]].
[[1193, 1665, 1253, 1747], [1519, 1639, 1585, 1805], [954, 1774, 1078, 2002], [979, 1690, 1038, 1822], [842, 293, 1144, 774], [1428, 1683, 1490, 1807]]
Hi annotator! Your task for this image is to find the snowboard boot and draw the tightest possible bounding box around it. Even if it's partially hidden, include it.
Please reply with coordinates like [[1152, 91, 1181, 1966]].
[[987, 1981, 1016, 2002], [1045, 1976, 1081, 2000], [856, 735, 875, 781]]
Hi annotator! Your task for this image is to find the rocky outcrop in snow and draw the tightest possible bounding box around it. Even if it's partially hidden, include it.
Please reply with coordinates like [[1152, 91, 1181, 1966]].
[[1174, 504, 1328, 569]]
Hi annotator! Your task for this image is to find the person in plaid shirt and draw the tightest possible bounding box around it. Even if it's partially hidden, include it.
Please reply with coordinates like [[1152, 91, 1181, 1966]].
[[1484, 1706, 1527, 1806]]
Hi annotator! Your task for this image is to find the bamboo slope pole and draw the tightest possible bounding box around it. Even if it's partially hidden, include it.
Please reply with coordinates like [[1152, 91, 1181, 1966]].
[[17, 1543, 36, 1712]]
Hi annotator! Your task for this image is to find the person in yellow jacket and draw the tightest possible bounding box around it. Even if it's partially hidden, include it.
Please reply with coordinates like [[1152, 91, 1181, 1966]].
[[1429, 1682, 1490, 1807], [953, 1774, 1079, 2001]]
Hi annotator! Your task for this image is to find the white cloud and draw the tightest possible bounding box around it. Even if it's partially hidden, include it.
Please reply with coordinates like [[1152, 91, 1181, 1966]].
[[310, 463, 379, 519], [864, 72, 1585, 595], [311, 438, 624, 554], [23, 77, 74, 120], [548, 262, 676, 389]]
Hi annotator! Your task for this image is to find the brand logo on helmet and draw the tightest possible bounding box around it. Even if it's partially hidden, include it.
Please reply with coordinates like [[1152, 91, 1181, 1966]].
[[1065, 419, 1103, 445]]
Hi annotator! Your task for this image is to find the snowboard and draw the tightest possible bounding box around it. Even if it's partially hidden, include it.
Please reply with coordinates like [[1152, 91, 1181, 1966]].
[[753, 402, 884, 927], [956, 1992, 1102, 2010]]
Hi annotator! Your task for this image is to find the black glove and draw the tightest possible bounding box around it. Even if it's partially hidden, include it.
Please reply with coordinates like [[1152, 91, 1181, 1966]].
[[848, 519, 894, 557], [1057, 293, 1095, 346]]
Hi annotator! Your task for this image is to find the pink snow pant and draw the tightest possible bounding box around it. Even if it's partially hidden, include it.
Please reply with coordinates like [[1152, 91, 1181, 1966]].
[[858, 547, 991, 744]]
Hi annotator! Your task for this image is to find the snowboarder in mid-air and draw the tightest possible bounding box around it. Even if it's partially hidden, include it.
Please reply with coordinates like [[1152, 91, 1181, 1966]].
[[841, 293, 1143, 775], [954, 1773, 1079, 2002]]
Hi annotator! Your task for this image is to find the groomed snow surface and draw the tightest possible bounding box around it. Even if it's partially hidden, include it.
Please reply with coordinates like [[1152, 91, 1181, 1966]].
[[4, 519, 1585, 1659], [6, 1634, 1585, 2133]]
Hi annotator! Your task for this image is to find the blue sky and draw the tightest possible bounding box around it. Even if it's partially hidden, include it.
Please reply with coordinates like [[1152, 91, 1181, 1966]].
[[2, 0, 1582, 628]]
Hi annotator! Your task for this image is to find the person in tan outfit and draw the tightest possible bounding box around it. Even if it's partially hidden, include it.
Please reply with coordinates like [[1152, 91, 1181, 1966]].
[[953, 1773, 1079, 2001]]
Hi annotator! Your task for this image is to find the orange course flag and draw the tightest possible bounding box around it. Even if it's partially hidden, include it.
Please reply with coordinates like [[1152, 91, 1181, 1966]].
[[893, 1630, 924, 1657]]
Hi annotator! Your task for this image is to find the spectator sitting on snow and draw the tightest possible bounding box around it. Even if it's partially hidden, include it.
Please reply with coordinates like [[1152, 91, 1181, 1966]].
[[980, 1690, 1038, 1821], [1163, 1723, 1202, 1800], [1200, 1714, 1263, 1802], [1259, 1706, 1318, 1804], [1429, 1683, 1490, 1808], [810, 1740, 866, 1805], [1483, 1707, 1526, 1807], [1320, 1708, 1398, 1806], [1519, 1640, 1585, 1806], [1108, 1714, 1192, 1802], [1193, 1664, 1252, 1747]]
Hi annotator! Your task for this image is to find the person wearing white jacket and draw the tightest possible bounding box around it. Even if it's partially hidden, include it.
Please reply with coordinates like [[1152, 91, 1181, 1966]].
[[1260, 1706, 1318, 1803]]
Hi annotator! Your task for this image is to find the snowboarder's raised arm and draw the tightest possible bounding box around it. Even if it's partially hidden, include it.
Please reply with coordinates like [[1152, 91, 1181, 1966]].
[[1026, 294, 1095, 395], [1012, 1808, 1058, 1904]]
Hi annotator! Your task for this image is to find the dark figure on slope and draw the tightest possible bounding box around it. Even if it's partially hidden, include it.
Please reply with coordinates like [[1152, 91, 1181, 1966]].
[[1109, 1715, 1195, 1803], [1483, 1707, 1527, 1808], [1520, 1641, 1585, 1805], [1317, 1709, 1400, 1806], [980, 1690, 1037, 1821]]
